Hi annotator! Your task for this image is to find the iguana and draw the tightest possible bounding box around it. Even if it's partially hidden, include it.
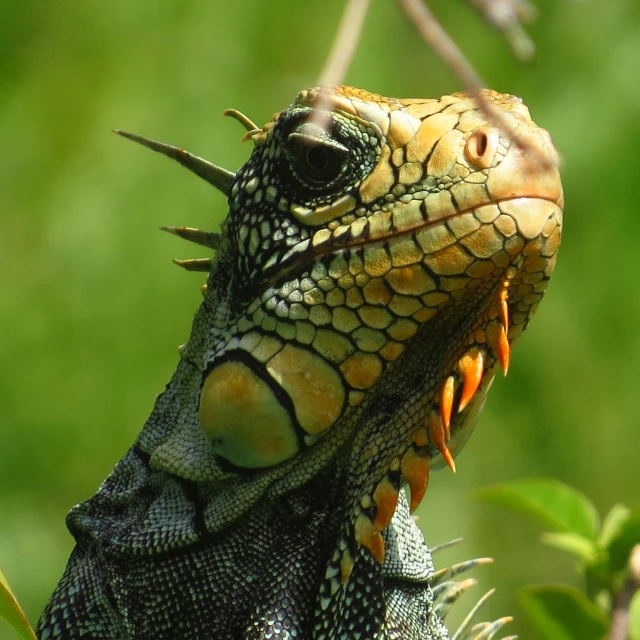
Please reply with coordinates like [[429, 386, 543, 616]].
[[37, 85, 563, 640]]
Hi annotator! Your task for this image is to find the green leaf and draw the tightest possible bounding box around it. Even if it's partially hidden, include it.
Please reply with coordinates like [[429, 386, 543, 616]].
[[598, 504, 631, 549], [474, 478, 599, 540], [606, 511, 640, 575], [584, 556, 612, 599], [630, 588, 640, 640], [518, 584, 609, 640], [541, 532, 598, 563], [0, 566, 37, 640]]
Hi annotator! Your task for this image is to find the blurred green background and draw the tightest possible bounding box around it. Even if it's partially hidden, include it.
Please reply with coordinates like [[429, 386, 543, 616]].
[[1, 0, 639, 637]]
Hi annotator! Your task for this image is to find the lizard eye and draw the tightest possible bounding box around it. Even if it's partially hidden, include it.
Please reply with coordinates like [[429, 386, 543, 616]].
[[298, 144, 343, 184], [286, 124, 350, 187]]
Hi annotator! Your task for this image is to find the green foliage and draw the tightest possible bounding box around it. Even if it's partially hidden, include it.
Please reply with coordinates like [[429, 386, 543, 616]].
[[630, 590, 640, 640], [2, 0, 640, 633], [599, 507, 640, 581], [541, 532, 598, 564], [477, 479, 640, 638], [475, 478, 599, 540], [0, 567, 37, 640], [518, 585, 609, 640]]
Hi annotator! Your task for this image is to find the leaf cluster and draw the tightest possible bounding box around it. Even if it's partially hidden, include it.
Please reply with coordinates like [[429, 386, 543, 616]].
[[476, 479, 640, 639]]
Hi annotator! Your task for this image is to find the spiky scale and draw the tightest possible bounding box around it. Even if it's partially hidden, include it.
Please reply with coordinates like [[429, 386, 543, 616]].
[[354, 512, 385, 564], [458, 348, 485, 412], [161, 225, 221, 250], [172, 258, 212, 272], [473, 617, 514, 640], [451, 589, 496, 640], [440, 375, 456, 439], [429, 410, 456, 473], [339, 549, 354, 583], [372, 476, 400, 531], [434, 578, 478, 619], [113, 130, 236, 196], [401, 446, 431, 512], [223, 108, 259, 132], [498, 286, 509, 334], [487, 320, 510, 375]]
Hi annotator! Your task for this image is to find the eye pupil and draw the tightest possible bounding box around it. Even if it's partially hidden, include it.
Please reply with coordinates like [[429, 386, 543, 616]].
[[306, 145, 330, 172], [295, 142, 343, 185]]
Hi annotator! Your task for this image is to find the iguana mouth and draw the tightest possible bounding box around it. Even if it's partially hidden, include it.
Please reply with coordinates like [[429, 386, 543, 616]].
[[325, 195, 562, 251], [253, 194, 561, 305], [336, 194, 562, 569]]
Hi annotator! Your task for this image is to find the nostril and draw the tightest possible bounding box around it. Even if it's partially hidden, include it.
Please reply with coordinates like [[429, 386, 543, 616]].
[[475, 132, 488, 156], [465, 126, 499, 169]]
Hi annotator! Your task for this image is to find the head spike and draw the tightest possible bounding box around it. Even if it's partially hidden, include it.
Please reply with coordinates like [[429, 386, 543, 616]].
[[241, 128, 264, 144], [223, 108, 259, 132], [113, 130, 235, 196], [160, 226, 220, 250], [172, 258, 212, 272]]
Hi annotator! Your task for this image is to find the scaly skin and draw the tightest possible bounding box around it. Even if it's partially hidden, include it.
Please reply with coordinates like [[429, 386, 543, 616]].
[[38, 86, 563, 640]]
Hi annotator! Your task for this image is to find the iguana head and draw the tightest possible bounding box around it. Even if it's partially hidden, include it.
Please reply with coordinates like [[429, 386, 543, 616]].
[[117, 85, 562, 566]]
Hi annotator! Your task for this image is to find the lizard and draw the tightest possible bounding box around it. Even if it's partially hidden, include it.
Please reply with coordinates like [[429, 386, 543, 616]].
[[37, 85, 563, 640]]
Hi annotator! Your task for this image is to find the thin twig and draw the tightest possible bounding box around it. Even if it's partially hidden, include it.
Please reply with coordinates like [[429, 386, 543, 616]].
[[313, 0, 555, 168], [609, 544, 640, 640], [466, 0, 537, 61], [318, 0, 371, 87], [312, 0, 371, 130], [397, 0, 487, 90], [395, 0, 555, 169]]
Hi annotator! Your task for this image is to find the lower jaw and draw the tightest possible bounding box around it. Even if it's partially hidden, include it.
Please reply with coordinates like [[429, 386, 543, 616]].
[[341, 274, 523, 568]]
